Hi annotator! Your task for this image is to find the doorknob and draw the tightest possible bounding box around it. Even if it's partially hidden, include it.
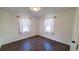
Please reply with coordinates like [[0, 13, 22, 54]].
[[72, 41, 75, 43], [71, 41, 78, 50]]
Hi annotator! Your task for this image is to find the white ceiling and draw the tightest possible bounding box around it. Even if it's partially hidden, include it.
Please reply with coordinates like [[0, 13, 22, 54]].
[[0, 7, 76, 17]]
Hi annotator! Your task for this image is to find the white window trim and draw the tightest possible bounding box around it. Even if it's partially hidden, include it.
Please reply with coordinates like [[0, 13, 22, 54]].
[[19, 17, 31, 34], [44, 18, 55, 35]]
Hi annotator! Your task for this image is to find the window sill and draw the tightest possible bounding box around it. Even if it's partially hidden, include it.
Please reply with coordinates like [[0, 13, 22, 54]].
[[45, 32, 55, 35], [19, 32, 30, 35]]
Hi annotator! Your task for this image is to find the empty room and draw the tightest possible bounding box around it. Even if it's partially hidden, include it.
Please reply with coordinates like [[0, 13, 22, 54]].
[[0, 7, 79, 51]]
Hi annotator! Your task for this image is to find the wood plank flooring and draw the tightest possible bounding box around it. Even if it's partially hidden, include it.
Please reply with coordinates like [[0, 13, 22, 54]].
[[1, 35, 70, 51]]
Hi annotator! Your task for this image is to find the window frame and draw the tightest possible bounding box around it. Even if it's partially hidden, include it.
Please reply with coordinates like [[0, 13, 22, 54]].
[[18, 17, 31, 34], [44, 18, 55, 34]]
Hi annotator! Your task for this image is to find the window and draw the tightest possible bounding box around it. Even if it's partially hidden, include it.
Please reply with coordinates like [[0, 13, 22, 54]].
[[44, 18, 54, 33], [19, 17, 30, 34]]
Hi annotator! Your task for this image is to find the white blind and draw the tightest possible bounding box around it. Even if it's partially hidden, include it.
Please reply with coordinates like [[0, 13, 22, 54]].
[[44, 18, 54, 33], [19, 17, 30, 34]]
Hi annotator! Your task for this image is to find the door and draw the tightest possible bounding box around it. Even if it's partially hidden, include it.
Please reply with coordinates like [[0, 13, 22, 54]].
[[71, 8, 79, 51]]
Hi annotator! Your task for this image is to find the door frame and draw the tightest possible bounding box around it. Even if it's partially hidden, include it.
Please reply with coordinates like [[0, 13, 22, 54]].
[[71, 8, 79, 51]]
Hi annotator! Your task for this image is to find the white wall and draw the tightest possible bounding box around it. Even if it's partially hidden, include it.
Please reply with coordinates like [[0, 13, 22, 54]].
[[0, 9, 37, 47], [38, 9, 76, 45]]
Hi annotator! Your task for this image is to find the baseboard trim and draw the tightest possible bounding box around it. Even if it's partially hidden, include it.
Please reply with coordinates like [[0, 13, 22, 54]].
[[37, 35, 69, 46], [1, 35, 38, 47], [1, 35, 70, 49], [1, 35, 70, 51]]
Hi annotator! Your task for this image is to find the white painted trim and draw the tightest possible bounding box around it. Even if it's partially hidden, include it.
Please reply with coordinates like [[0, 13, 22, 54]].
[[72, 8, 79, 41], [0, 35, 37, 47], [71, 8, 79, 51], [0, 44, 1, 49]]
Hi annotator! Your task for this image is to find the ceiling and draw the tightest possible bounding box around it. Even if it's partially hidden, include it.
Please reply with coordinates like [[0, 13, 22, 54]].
[[0, 7, 76, 17]]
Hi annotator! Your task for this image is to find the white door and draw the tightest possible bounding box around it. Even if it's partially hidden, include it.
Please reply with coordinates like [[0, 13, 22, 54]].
[[71, 7, 79, 51]]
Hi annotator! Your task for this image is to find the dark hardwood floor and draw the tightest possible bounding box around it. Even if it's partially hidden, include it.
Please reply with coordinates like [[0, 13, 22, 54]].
[[1, 35, 70, 51]]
